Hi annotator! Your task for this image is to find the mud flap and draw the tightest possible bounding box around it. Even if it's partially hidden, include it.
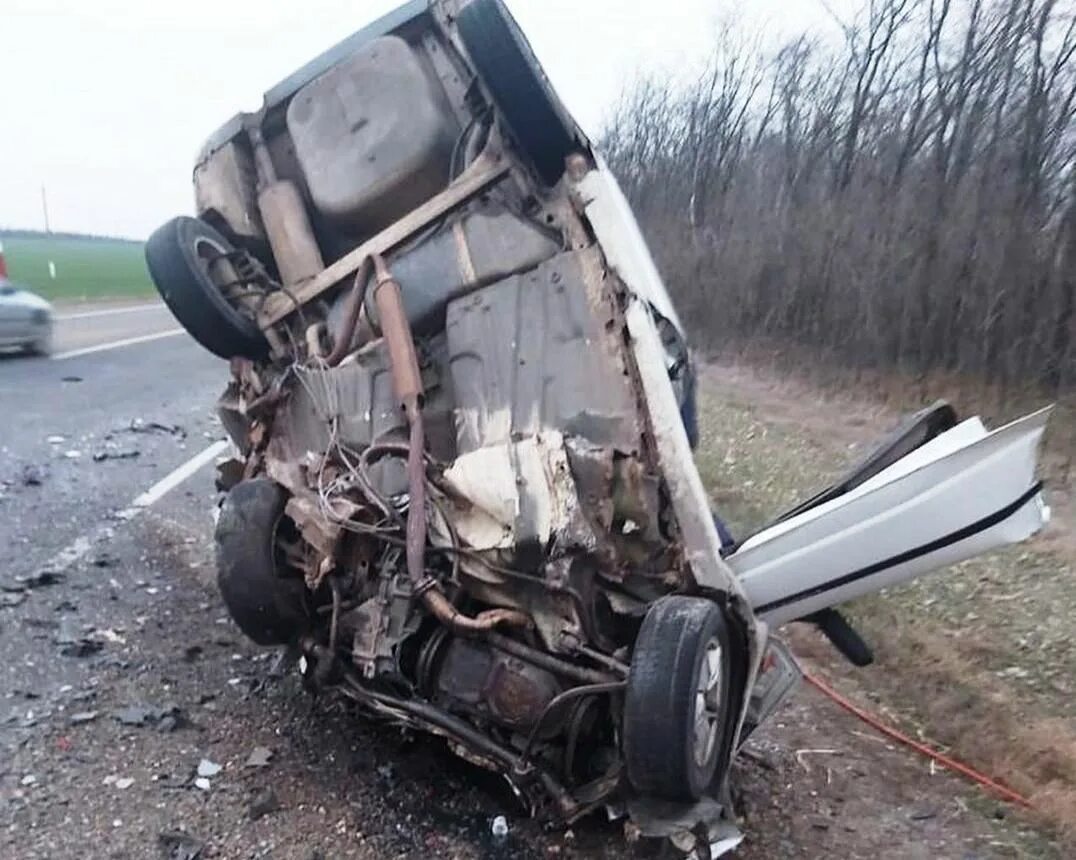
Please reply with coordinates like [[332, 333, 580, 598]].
[[727, 408, 1051, 626]]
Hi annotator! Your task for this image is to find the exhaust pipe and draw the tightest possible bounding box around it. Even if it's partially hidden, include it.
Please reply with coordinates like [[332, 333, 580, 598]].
[[248, 125, 324, 287], [370, 253, 529, 635]]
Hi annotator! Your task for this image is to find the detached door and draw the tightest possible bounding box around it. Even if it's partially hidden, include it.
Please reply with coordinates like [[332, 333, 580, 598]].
[[727, 408, 1051, 626]]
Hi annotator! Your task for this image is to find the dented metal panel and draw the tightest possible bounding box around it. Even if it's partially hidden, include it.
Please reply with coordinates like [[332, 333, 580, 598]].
[[446, 248, 641, 454]]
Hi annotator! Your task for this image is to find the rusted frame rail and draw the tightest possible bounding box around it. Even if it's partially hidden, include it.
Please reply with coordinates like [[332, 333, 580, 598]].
[[257, 153, 512, 327]]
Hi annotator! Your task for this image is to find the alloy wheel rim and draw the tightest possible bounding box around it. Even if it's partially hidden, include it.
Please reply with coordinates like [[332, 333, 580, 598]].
[[692, 636, 723, 767]]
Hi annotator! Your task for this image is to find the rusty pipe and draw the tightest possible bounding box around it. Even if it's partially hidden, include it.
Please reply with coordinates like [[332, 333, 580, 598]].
[[405, 397, 430, 594], [372, 254, 423, 406], [405, 373, 526, 634], [325, 259, 371, 367], [246, 124, 325, 287], [422, 588, 530, 634], [371, 252, 529, 636]]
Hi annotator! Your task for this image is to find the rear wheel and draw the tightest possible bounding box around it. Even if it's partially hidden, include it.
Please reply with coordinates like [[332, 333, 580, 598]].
[[623, 595, 733, 800], [457, 0, 580, 186], [145, 216, 268, 360]]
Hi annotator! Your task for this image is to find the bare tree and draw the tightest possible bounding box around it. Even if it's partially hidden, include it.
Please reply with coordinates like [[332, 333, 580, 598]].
[[600, 0, 1076, 408]]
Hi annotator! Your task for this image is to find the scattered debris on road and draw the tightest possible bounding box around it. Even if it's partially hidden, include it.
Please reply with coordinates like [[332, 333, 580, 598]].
[[4, 569, 65, 591], [158, 830, 205, 860], [103, 774, 136, 790], [19, 464, 46, 486], [245, 746, 273, 768], [247, 788, 281, 820], [125, 418, 186, 438], [113, 703, 184, 728], [59, 636, 104, 658], [93, 448, 141, 462]]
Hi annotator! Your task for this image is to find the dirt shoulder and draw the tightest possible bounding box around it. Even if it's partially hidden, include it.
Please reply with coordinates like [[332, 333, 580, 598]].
[[697, 359, 1075, 852]]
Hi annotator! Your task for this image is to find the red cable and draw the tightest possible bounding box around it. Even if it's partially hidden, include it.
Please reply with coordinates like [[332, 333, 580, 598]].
[[801, 670, 1033, 809]]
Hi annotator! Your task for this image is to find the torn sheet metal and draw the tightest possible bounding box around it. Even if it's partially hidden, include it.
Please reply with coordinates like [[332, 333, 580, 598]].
[[440, 431, 577, 551]]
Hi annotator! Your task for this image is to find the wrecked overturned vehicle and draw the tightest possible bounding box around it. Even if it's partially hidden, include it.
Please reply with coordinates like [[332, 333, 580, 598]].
[[145, 0, 1051, 848]]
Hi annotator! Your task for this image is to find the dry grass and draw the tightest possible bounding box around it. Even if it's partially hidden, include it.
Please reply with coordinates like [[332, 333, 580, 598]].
[[696, 358, 1076, 849], [795, 621, 1076, 847]]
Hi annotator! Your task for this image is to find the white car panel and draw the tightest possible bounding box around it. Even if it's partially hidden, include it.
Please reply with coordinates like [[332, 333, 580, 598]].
[[729, 408, 1051, 625]]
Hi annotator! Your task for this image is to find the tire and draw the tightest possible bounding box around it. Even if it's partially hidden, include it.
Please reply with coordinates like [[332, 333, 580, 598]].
[[145, 216, 268, 360], [25, 325, 52, 356], [457, 0, 580, 186], [215, 479, 308, 646], [623, 595, 733, 801]]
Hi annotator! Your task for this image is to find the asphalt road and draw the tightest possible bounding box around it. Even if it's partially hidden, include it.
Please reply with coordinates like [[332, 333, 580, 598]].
[[0, 305, 1053, 859], [0, 303, 223, 582], [0, 304, 562, 860]]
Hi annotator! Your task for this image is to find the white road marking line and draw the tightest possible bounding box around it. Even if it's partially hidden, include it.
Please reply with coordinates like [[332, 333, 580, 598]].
[[55, 302, 165, 321], [34, 439, 228, 576], [128, 439, 229, 510], [38, 535, 96, 576], [51, 328, 185, 361]]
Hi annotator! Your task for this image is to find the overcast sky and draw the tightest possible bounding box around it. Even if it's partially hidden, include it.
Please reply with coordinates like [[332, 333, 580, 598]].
[[0, 0, 852, 239]]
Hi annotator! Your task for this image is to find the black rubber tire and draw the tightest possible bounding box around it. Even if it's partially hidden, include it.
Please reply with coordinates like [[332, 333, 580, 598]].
[[145, 215, 268, 360], [457, 0, 580, 186], [623, 595, 733, 801], [215, 479, 308, 646]]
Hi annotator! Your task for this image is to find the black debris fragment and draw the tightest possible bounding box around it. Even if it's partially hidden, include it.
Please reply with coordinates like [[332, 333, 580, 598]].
[[22, 617, 60, 630], [247, 788, 281, 821], [93, 449, 141, 462], [60, 638, 104, 658], [60, 376, 83, 383], [20, 464, 46, 486], [3, 570, 65, 592], [157, 710, 192, 733], [158, 830, 204, 860], [127, 419, 187, 438]]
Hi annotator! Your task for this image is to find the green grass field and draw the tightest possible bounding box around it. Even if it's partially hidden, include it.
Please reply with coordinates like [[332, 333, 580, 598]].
[[0, 233, 155, 302]]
